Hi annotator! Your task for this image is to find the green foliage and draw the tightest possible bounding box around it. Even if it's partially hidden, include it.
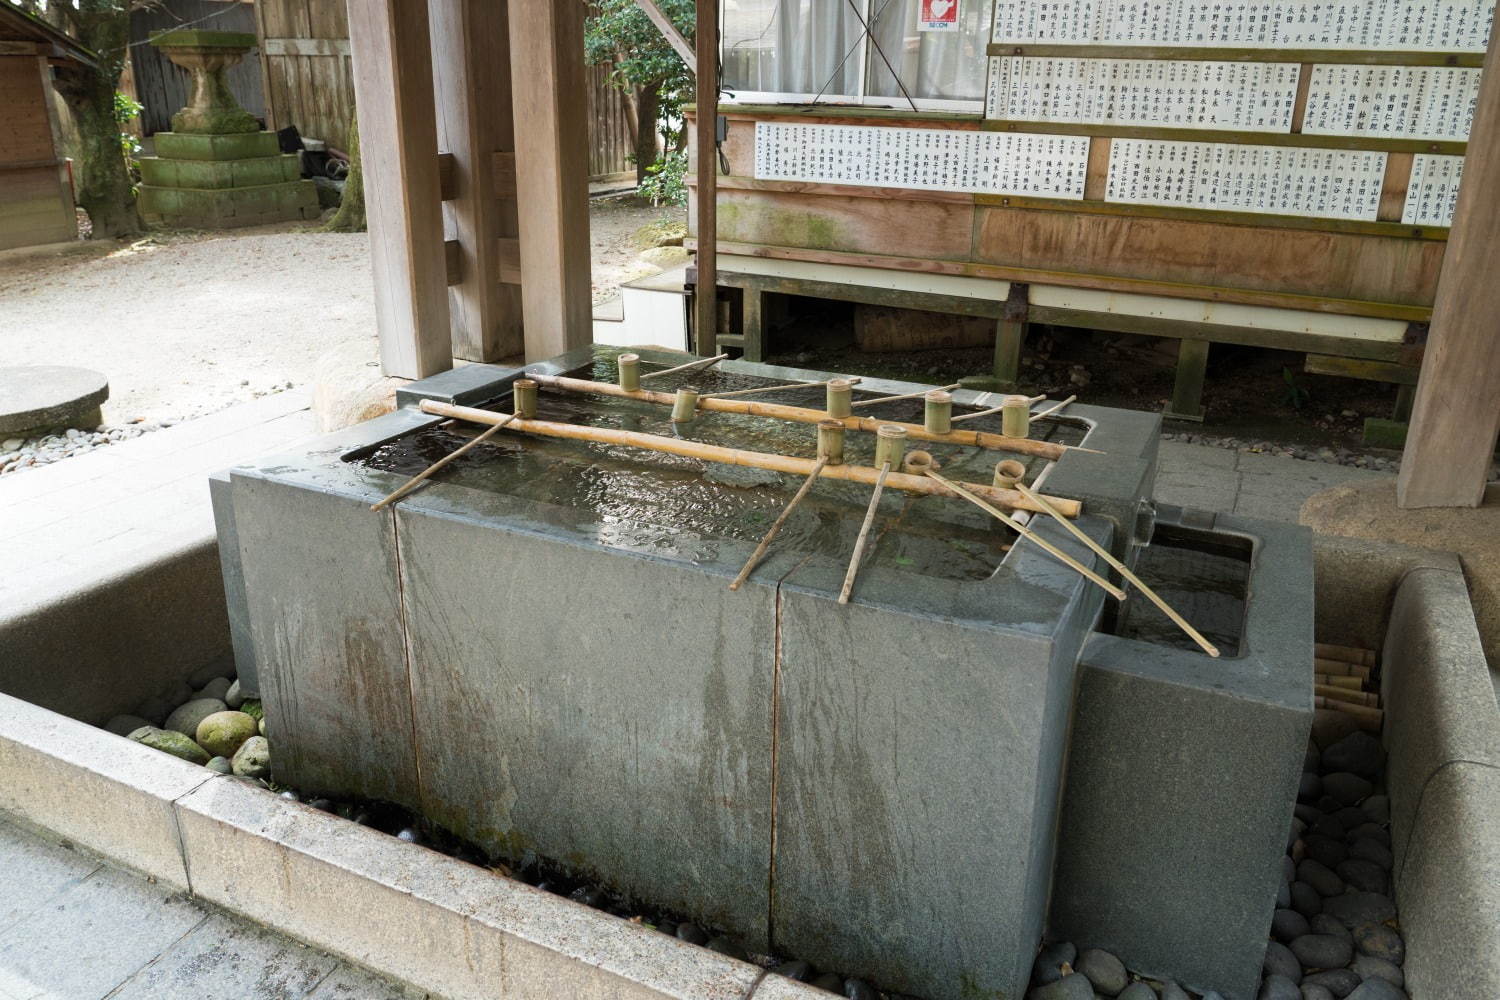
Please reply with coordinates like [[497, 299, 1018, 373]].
[[585, 0, 693, 177], [1282, 367, 1312, 411], [113, 90, 142, 157], [637, 149, 687, 207]]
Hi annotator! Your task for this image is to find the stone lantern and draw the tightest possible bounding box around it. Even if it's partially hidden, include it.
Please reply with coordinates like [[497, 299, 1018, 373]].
[[136, 30, 318, 228]]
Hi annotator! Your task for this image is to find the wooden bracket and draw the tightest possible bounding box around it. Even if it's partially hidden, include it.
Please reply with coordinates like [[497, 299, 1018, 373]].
[[633, 0, 695, 73], [437, 152, 456, 201]]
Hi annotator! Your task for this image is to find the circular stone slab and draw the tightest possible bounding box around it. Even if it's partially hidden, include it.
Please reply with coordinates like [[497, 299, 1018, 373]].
[[0, 366, 109, 435]]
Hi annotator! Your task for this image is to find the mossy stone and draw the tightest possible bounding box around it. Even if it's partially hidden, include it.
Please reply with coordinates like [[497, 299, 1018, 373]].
[[197, 711, 258, 757], [231, 735, 270, 779], [130, 727, 210, 765], [206, 756, 233, 774]]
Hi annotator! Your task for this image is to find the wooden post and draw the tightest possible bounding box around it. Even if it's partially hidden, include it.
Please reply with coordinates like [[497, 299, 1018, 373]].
[[693, 0, 718, 356], [993, 283, 1029, 386], [1398, 25, 1500, 508], [508, 0, 591, 361], [741, 286, 765, 361], [429, 0, 523, 362], [348, 0, 453, 379], [1166, 339, 1209, 422]]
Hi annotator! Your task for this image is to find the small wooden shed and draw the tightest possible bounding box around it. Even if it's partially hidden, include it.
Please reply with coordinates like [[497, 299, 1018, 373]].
[[0, 4, 94, 251]]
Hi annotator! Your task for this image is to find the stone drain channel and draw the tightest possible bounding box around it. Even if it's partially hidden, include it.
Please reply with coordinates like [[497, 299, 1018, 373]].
[[110, 655, 1409, 1000]]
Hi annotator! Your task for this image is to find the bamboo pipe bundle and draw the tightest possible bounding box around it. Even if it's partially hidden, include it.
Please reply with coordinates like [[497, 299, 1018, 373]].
[[1315, 684, 1380, 708], [1316, 673, 1365, 691], [524, 373, 1086, 461], [419, 400, 1082, 516], [1314, 696, 1383, 732], [1314, 643, 1377, 667], [1314, 658, 1372, 681]]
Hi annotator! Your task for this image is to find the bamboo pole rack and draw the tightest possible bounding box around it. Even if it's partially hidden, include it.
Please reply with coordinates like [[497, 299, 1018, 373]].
[[524, 373, 1085, 461], [418, 400, 1082, 516]]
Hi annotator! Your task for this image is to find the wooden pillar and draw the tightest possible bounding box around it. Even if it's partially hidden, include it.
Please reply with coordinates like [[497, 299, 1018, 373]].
[[993, 282, 1030, 387], [1167, 339, 1210, 422], [429, 0, 523, 362], [348, 0, 453, 379], [693, 0, 718, 356], [508, 0, 592, 361], [1397, 27, 1500, 508]]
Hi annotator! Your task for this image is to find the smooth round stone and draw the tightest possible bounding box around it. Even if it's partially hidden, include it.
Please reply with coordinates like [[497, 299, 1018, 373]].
[[1361, 795, 1391, 823], [1304, 744, 1322, 771], [1349, 838, 1393, 871], [675, 923, 707, 946], [1332, 806, 1370, 831], [134, 696, 170, 727], [164, 682, 194, 708], [1321, 732, 1382, 780], [395, 827, 425, 845], [1310, 815, 1346, 840], [1118, 983, 1156, 1000], [1260, 974, 1302, 1000], [1160, 982, 1191, 1000], [1291, 933, 1353, 970], [1282, 854, 1297, 883], [1290, 881, 1324, 918], [810, 972, 844, 992], [1350, 954, 1404, 988], [772, 960, 813, 982], [1336, 858, 1388, 894], [1320, 772, 1373, 806], [1298, 772, 1322, 802], [1032, 940, 1077, 986], [1309, 913, 1353, 943], [1288, 817, 1307, 850], [1353, 923, 1405, 964], [224, 679, 245, 709], [1321, 892, 1397, 930], [105, 714, 153, 737], [1273, 908, 1311, 942], [1076, 947, 1128, 995], [1026, 974, 1094, 1000], [231, 736, 270, 778], [1277, 881, 1292, 908], [1345, 979, 1407, 1000], [569, 885, 605, 908], [1295, 802, 1322, 824], [196, 711, 257, 757], [1304, 835, 1349, 869], [1311, 709, 1361, 750], [841, 978, 878, 1000], [205, 756, 233, 774], [1264, 941, 1302, 983], [0, 366, 107, 436], [1347, 824, 1390, 847], [129, 726, 210, 765], [1297, 859, 1346, 897], [1302, 969, 1361, 997], [163, 698, 227, 739], [1300, 984, 1336, 1000], [194, 677, 232, 702]]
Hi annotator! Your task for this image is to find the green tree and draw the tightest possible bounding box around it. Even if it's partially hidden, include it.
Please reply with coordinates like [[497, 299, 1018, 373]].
[[584, 0, 693, 190], [25, 0, 146, 239]]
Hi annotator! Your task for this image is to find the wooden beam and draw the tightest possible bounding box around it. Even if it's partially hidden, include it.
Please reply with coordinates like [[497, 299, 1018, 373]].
[[348, 0, 453, 379], [693, 0, 718, 355], [507, 0, 591, 361], [1397, 25, 1500, 509], [632, 0, 695, 72], [431, 0, 523, 362], [261, 38, 353, 57]]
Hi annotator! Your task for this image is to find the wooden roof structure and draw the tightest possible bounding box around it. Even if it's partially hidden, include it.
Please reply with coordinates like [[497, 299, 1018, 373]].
[[0, 4, 96, 67]]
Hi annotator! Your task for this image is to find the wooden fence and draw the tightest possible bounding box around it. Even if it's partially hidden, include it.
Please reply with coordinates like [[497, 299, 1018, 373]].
[[255, 0, 635, 180]]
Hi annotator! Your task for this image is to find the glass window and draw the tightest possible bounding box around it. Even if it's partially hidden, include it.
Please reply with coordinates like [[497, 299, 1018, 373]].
[[722, 1, 865, 98], [865, 0, 990, 103]]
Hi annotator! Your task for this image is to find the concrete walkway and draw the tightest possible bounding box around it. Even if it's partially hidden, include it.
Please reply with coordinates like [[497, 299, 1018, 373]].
[[1154, 440, 1393, 522], [0, 816, 416, 1000]]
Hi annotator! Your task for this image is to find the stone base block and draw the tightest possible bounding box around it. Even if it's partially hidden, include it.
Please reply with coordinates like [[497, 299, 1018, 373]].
[[138, 154, 300, 190], [140, 180, 320, 228], [152, 130, 280, 161]]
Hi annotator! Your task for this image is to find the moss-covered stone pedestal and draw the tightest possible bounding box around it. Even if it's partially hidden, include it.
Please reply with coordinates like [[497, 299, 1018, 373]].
[[137, 31, 318, 228]]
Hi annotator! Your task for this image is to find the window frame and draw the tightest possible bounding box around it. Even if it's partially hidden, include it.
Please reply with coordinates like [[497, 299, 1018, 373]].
[[718, 0, 990, 115]]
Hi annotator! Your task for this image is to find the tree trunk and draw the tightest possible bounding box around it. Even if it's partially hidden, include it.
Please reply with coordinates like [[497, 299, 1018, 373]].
[[52, 8, 141, 240], [323, 116, 366, 233], [633, 82, 660, 186]]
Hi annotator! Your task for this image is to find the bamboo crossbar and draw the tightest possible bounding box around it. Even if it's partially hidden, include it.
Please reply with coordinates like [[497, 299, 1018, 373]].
[[523, 373, 1084, 461], [700, 377, 861, 400], [1032, 395, 1078, 421], [418, 400, 1082, 517], [850, 383, 962, 409], [638, 353, 730, 381], [370, 413, 518, 511]]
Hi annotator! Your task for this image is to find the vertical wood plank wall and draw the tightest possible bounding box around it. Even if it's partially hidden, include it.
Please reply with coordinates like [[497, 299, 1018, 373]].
[[128, 0, 264, 135], [0, 53, 75, 250], [257, 0, 636, 179]]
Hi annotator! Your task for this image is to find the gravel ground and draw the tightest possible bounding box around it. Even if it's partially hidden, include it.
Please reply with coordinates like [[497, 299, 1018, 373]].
[[0, 197, 682, 478]]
